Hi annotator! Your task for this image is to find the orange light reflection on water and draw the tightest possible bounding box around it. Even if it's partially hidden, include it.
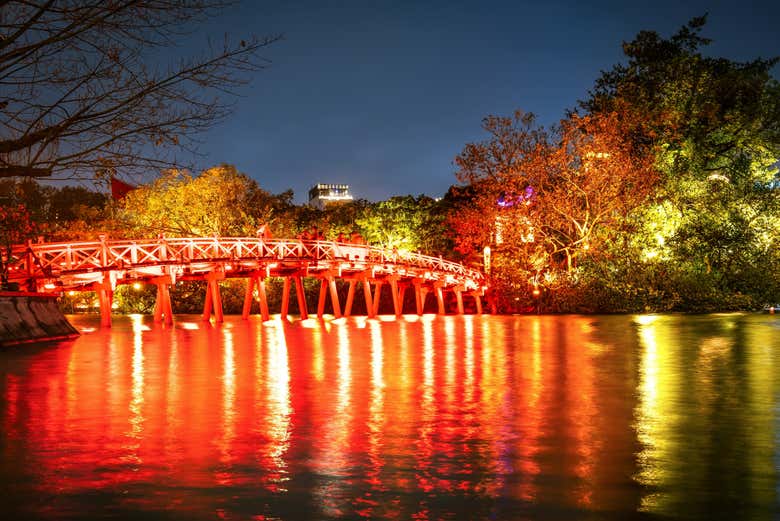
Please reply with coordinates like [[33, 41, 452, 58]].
[[1, 313, 776, 520]]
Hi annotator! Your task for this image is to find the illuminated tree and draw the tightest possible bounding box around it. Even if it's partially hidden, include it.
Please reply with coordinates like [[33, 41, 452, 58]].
[[0, 1, 279, 181], [119, 164, 285, 237], [450, 111, 547, 281], [356, 195, 450, 254], [583, 16, 780, 304], [534, 112, 658, 270], [451, 108, 656, 311]]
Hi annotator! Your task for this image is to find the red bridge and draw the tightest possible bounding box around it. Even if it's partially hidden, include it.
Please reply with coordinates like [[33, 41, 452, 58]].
[[4, 236, 488, 326]]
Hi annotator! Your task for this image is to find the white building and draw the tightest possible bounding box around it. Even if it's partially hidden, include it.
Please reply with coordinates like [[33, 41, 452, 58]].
[[308, 183, 354, 209]]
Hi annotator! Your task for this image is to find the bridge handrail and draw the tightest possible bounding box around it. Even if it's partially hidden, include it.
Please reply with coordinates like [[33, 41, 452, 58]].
[[7, 237, 485, 288]]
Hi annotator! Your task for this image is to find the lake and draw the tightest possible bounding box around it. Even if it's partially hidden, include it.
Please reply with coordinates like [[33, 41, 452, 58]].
[[0, 313, 778, 520]]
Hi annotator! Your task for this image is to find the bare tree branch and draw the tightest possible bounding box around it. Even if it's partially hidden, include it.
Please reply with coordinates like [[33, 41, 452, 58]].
[[0, 0, 280, 180]]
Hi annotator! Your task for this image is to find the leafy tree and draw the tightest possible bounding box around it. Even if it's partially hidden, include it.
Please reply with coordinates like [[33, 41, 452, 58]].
[[119, 164, 286, 237], [582, 16, 780, 306], [450, 109, 656, 308], [0, 203, 36, 289], [356, 195, 450, 254], [0, 1, 279, 181], [0, 178, 112, 240]]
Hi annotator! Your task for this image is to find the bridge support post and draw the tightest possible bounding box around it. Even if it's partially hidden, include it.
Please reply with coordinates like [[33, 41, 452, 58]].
[[389, 277, 401, 316], [317, 279, 327, 317], [92, 278, 113, 328], [317, 276, 342, 318], [372, 281, 383, 317], [242, 277, 255, 319], [363, 279, 374, 318], [242, 274, 271, 321], [413, 282, 423, 315], [455, 286, 464, 315], [294, 275, 308, 320], [329, 277, 342, 318], [256, 278, 270, 320], [152, 275, 174, 325], [435, 283, 445, 315], [202, 270, 225, 323], [398, 283, 407, 315], [420, 287, 430, 314], [281, 277, 291, 319], [344, 280, 357, 317], [472, 293, 483, 314]]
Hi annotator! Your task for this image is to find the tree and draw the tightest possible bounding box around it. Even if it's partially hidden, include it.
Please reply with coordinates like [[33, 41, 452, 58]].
[[356, 195, 450, 254], [534, 112, 658, 270], [119, 164, 286, 237], [0, 178, 112, 240], [582, 16, 780, 305], [451, 109, 655, 281], [0, 1, 279, 180], [0, 203, 36, 289]]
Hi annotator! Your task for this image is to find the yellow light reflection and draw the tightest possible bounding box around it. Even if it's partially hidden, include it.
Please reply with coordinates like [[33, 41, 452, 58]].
[[463, 315, 475, 406], [634, 315, 675, 514], [263, 318, 291, 491], [313, 321, 353, 517], [311, 320, 325, 382], [217, 328, 236, 476], [124, 314, 146, 466], [366, 319, 385, 499]]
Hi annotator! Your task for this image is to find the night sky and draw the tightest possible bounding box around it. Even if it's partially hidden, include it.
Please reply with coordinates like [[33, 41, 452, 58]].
[[190, 0, 779, 203]]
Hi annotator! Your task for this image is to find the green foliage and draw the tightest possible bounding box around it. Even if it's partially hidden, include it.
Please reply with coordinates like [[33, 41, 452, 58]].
[[119, 164, 292, 238], [356, 195, 450, 254]]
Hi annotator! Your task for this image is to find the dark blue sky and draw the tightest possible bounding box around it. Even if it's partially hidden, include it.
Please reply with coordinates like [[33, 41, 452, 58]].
[[192, 0, 779, 203]]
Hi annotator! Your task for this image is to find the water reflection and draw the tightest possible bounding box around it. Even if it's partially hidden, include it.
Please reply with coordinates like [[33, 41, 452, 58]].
[[0, 313, 777, 520], [634, 314, 779, 520]]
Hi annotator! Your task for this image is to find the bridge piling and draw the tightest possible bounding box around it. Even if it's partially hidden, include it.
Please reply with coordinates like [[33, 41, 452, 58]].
[[243, 274, 270, 321], [153, 275, 173, 325], [371, 282, 383, 317], [363, 279, 374, 318], [294, 276, 308, 320], [242, 277, 254, 319], [257, 278, 270, 320], [202, 271, 225, 322], [414, 282, 423, 315], [280, 277, 291, 319], [344, 280, 357, 317], [455, 287, 465, 315], [317, 276, 343, 318], [420, 287, 430, 314], [389, 277, 401, 316], [435, 284, 445, 315], [317, 279, 327, 317], [329, 277, 342, 318], [92, 278, 113, 328]]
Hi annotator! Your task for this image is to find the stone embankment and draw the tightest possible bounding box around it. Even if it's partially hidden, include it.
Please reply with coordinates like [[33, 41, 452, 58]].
[[0, 292, 79, 347]]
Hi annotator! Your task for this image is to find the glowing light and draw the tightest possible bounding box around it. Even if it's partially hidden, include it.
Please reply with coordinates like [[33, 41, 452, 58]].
[[178, 322, 200, 330], [133, 282, 142, 290]]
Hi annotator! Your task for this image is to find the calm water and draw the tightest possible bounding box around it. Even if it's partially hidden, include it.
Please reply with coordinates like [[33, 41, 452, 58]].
[[0, 313, 778, 520]]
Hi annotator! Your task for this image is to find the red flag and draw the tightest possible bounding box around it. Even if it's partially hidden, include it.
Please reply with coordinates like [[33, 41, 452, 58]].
[[111, 177, 136, 200]]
